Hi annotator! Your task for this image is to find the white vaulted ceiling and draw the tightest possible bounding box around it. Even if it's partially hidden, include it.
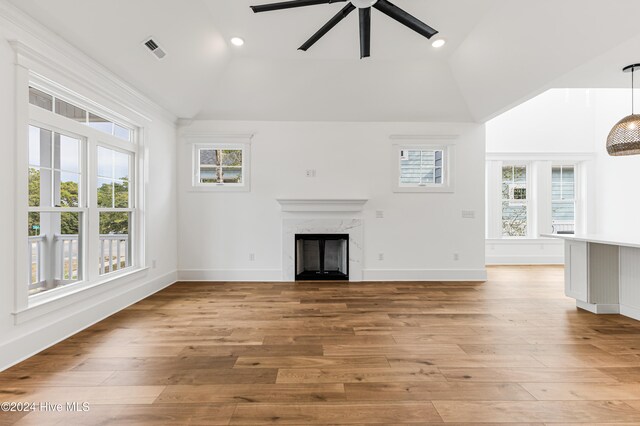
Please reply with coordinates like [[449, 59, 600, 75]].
[[7, 0, 640, 122]]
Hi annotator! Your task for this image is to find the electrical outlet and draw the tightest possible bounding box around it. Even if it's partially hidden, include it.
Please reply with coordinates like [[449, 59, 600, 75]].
[[249, 253, 256, 261], [152, 259, 157, 269], [462, 210, 476, 219], [453, 253, 460, 261], [375, 210, 384, 219], [305, 169, 316, 178], [378, 253, 384, 261]]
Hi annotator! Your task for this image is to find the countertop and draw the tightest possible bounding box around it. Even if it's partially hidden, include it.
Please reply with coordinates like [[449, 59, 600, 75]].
[[541, 233, 640, 249]]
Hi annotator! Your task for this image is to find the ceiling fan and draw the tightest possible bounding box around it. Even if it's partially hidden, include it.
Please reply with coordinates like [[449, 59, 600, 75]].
[[250, 0, 438, 59]]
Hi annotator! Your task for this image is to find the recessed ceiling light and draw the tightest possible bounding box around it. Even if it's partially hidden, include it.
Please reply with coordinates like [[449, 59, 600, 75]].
[[432, 39, 446, 48], [231, 37, 245, 47]]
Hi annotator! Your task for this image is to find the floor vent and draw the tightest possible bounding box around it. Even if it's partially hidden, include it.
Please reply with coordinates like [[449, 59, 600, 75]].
[[143, 37, 167, 60]]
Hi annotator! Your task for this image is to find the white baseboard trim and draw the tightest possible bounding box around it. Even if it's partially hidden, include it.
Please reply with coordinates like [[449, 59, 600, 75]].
[[620, 304, 640, 321], [486, 256, 564, 265], [178, 269, 488, 282], [0, 270, 177, 372], [178, 269, 283, 282], [362, 269, 487, 282], [576, 300, 620, 314]]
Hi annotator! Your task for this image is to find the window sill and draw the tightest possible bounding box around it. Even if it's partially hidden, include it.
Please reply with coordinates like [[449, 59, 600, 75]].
[[393, 185, 454, 193], [189, 185, 250, 193], [486, 238, 564, 244], [13, 267, 149, 324]]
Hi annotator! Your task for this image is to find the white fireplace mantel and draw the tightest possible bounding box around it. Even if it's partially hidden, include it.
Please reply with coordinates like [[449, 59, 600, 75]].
[[276, 199, 368, 213]]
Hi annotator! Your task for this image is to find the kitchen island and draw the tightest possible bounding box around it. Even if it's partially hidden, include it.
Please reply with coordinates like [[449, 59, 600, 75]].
[[543, 233, 640, 320]]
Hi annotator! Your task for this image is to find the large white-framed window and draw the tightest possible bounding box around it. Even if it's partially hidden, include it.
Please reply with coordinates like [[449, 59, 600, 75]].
[[501, 164, 529, 238], [190, 138, 252, 192], [22, 75, 142, 305], [392, 140, 456, 193], [486, 154, 593, 240]]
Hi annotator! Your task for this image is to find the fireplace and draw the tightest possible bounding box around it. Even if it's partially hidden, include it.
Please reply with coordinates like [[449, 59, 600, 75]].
[[295, 234, 349, 281]]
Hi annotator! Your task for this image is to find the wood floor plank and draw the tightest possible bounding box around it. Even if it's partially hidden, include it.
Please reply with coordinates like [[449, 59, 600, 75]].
[[521, 382, 640, 400], [0, 371, 114, 387], [155, 384, 345, 404], [344, 382, 535, 401], [15, 404, 237, 425], [72, 356, 237, 371], [439, 367, 617, 383], [323, 344, 465, 356], [393, 334, 530, 345], [0, 411, 29, 426], [532, 353, 640, 368], [432, 400, 640, 423], [234, 356, 390, 369], [276, 367, 446, 384], [599, 367, 640, 382], [0, 386, 165, 405], [229, 402, 442, 424], [263, 335, 396, 345], [387, 354, 545, 368], [102, 368, 278, 385], [459, 343, 611, 356], [4, 355, 88, 373], [178, 344, 324, 357], [40, 344, 186, 357]]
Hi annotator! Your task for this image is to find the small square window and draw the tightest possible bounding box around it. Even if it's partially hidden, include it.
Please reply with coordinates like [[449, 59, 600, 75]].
[[393, 143, 454, 193], [192, 142, 251, 192]]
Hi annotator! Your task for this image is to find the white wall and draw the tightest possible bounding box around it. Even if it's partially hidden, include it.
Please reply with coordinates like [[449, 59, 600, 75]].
[[485, 89, 598, 264], [177, 121, 487, 281], [593, 89, 640, 237], [486, 89, 597, 153], [0, 3, 178, 370]]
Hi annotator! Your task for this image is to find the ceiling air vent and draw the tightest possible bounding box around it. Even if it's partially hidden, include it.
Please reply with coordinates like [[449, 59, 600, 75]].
[[143, 37, 167, 60]]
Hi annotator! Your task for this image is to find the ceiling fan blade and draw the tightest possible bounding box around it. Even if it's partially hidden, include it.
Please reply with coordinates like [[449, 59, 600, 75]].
[[359, 7, 371, 59], [251, 0, 346, 13], [299, 3, 356, 51], [373, 0, 438, 39]]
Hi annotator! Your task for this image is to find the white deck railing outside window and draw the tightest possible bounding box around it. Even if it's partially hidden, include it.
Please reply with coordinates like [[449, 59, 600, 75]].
[[99, 234, 130, 275], [29, 234, 130, 294]]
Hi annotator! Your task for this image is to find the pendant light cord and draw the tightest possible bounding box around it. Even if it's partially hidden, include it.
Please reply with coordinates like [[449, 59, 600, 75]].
[[633, 67, 635, 115]]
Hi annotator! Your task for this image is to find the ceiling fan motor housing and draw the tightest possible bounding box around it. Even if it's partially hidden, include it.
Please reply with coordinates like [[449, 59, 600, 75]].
[[350, 0, 377, 8]]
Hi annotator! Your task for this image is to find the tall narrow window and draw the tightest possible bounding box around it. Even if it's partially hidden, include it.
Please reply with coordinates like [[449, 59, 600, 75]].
[[28, 125, 83, 295], [552, 165, 576, 234], [502, 165, 528, 237], [97, 146, 133, 275]]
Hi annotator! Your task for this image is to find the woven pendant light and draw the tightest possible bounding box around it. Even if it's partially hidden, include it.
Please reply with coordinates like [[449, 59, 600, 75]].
[[607, 64, 640, 156]]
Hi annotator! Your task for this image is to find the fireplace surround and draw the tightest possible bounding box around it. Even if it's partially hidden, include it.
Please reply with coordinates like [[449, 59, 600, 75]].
[[281, 218, 364, 282]]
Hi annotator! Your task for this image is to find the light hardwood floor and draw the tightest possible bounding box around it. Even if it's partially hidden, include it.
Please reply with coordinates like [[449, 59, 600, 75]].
[[3, 266, 640, 424]]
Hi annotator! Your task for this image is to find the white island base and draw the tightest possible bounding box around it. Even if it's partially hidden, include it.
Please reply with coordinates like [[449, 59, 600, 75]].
[[543, 234, 640, 321]]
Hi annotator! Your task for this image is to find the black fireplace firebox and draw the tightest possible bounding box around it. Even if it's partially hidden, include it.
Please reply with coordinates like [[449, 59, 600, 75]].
[[295, 234, 349, 281]]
